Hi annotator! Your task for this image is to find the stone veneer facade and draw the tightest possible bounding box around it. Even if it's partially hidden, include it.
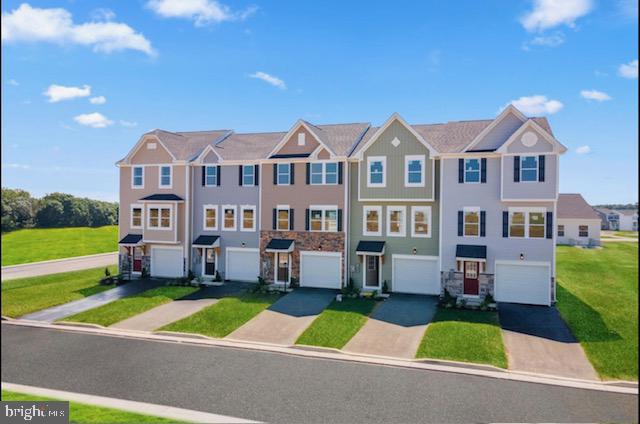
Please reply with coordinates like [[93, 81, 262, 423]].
[[259, 230, 345, 282], [442, 271, 494, 298]]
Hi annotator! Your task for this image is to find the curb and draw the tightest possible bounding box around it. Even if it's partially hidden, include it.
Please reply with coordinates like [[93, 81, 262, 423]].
[[3, 319, 637, 394]]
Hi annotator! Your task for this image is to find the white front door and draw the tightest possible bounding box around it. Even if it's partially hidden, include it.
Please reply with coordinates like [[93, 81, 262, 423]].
[[150, 247, 183, 278], [226, 248, 259, 282], [392, 255, 440, 295], [494, 261, 551, 306], [300, 251, 342, 289]]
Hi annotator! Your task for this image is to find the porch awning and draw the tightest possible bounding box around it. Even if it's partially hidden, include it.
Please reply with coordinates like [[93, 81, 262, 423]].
[[119, 234, 143, 245], [356, 241, 385, 256], [265, 238, 295, 252], [456, 244, 487, 261], [139, 194, 184, 202], [193, 235, 220, 247]]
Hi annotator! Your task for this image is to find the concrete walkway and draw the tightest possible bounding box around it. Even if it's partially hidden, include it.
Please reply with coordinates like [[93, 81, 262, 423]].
[[1, 252, 118, 281], [21, 279, 165, 323], [344, 294, 438, 359], [227, 288, 336, 345], [499, 303, 598, 380]]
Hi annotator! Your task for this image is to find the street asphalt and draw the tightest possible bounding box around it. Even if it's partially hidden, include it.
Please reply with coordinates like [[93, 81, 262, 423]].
[[1, 324, 637, 423], [1, 252, 118, 281]]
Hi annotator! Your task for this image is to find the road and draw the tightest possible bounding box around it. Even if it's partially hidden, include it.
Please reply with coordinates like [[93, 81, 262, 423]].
[[1, 252, 118, 281], [2, 325, 636, 423]]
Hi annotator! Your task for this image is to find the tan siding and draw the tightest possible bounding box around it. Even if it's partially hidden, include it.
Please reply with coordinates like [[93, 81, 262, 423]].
[[130, 137, 174, 164], [277, 127, 320, 156]]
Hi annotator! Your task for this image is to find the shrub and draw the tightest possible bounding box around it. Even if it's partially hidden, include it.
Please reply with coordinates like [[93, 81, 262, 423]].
[[289, 277, 299, 289], [214, 271, 221, 282], [341, 278, 360, 297], [104, 267, 111, 277], [382, 280, 389, 294]]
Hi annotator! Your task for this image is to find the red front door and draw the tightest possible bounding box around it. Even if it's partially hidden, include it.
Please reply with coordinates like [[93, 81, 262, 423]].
[[133, 247, 142, 272], [463, 261, 479, 295]]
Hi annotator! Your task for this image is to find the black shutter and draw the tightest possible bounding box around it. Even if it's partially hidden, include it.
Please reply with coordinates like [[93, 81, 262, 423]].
[[273, 164, 278, 185], [338, 162, 343, 185], [458, 159, 464, 183], [255, 164, 259, 186], [481, 158, 487, 183], [338, 209, 343, 231], [289, 209, 295, 231], [290, 163, 295, 185], [480, 211, 486, 237], [216, 166, 221, 186], [502, 211, 509, 237], [238, 165, 243, 186], [457, 211, 463, 236], [305, 163, 310, 184], [305, 209, 310, 231], [514, 156, 520, 183], [546, 211, 553, 239], [201, 166, 205, 186], [272, 208, 277, 230], [538, 155, 545, 182]]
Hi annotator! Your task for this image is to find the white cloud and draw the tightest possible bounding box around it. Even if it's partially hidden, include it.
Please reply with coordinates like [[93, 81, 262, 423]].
[[90, 8, 116, 22], [73, 112, 114, 128], [580, 89, 612, 101], [249, 71, 286, 89], [504, 95, 564, 115], [575, 145, 591, 154], [521, 0, 593, 32], [526, 32, 566, 49], [120, 120, 138, 127], [44, 84, 91, 102], [618, 59, 638, 79], [1, 3, 155, 56], [89, 95, 106, 105], [146, 0, 257, 26], [7, 79, 19, 86]]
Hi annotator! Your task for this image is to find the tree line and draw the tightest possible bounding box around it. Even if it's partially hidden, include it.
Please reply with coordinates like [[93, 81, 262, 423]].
[[593, 202, 638, 210], [1, 188, 118, 232]]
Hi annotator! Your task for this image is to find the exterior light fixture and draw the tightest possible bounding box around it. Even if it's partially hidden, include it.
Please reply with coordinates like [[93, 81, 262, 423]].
[[412, 248, 417, 255], [519, 253, 524, 260], [241, 242, 246, 248]]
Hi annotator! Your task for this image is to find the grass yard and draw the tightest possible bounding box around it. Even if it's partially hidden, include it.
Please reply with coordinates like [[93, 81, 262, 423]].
[[416, 308, 507, 369], [62, 286, 198, 327], [556, 242, 638, 380], [296, 298, 377, 349], [161, 292, 280, 338], [1, 266, 117, 318], [1, 226, 118, 266], [1, 390, 184, 424]]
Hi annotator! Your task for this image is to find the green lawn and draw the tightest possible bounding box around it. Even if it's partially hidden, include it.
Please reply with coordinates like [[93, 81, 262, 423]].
[[2, 390, 184, 424], [416, 309, 508, 369], [296, 298, 377, 349], [556, 242, 638, 381], [161, 293, 280, 338], [1, 226, 118, 266], [63, 286, 198, 327], [1, 266, 117, 318]]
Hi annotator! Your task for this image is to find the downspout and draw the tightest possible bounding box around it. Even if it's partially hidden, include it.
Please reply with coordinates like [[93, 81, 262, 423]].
[[185, 164, 190, 277], [343, 160, 349, 289]]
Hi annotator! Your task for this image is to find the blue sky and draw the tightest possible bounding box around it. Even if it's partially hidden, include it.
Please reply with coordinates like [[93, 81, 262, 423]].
[[1, 0, 638, 204]]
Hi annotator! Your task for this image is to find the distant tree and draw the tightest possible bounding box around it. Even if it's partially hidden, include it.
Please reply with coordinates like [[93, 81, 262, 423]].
[[35, 199, 65, 227], [1, 188, 36, 231], [593, 202, 638, 210]]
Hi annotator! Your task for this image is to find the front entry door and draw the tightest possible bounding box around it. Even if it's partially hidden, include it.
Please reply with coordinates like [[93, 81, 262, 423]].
[[463, 261, 479, 295], [204, 248, 216, 276], [365, 255, 379, 288], [277, 253, 289, 283], [133, 247, 142, 272]]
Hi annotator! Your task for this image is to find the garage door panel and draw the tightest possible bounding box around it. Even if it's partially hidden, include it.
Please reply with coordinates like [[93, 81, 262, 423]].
[[393, 255, 440, 295], [495, 262, 550, 306], [151, 247, 183, 278], [300, 252, 341, 289], [226, 249, 259, 282]]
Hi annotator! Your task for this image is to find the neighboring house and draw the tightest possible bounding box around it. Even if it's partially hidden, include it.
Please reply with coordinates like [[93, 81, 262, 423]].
[[617, 209, 638, 231], [556, 194, 601, 246], [594, 208, 620, 230], [594, 208, 638, 231]]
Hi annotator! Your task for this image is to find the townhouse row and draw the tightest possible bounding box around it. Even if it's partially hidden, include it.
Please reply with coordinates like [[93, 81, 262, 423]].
[[117, 105, 566, 306]]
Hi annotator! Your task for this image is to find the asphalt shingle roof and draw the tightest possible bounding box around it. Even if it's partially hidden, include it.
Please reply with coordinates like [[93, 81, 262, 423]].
[[148, 129, 230, 161], [557, 194, 600, 220]]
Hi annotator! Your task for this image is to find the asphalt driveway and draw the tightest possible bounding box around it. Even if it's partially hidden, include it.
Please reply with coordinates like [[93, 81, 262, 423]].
[[344, 294, 438, 359], [227, 288, 337, 345], [498, 303, 598, 380]]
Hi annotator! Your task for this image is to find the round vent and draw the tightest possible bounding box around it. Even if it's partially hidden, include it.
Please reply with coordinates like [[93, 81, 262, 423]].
[[521, 131, 538, 147]]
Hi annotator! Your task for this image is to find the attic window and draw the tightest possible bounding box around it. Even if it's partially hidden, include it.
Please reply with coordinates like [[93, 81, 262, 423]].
[[147, 142, 157, 150], [297, 133, 305, 146]]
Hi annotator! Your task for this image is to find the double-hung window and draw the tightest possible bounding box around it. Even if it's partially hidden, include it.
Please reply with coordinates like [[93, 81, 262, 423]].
[[367, 156, 386, 187], [325, 162, 338, 184], [203, 205, 217, 230], [463, 207, 480, 237], [557, 225, 565, 237], [222, 205, 237, 231], [520, 156, 538, 182], [242, 165, 255, 186], [509, 208, 546, 238], [205, 166, 217, 186], [387, 206, 406, 237], [579, 225, 589, 237], [132, 166, 144, 188], [241, 205, 256, 231], [309, 206, 338, 232], [148, 206, 171, 229], [411, 206, 431, 238], [310, 163, 323, 184], [131, 205, 143, 229], [363, 206, 382, 236], [464, 159, 480, 183], [310, 162, 338, 185], [277, 163, 291, 185], [159, 166, 172, 188], [405, 155, 425, 187], [277, 207, 290, 231]]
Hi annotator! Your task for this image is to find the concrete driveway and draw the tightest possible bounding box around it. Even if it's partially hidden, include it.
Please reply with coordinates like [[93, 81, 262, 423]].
[[343, 294, 437, 359], [227, 288, 336, 345], [1, 252, 118, 281], [498, 303, 598, 380]]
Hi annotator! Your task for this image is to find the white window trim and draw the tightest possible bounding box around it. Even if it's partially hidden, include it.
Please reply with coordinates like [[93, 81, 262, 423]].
[[463, 206, 481, 238], [508, 207, 546, 239], [297, 132, 306, 146], [557, 225, 565, 237], [309, 162, 339, 185], [363, 205, 382, 236], [386, 205, 406, 237], [277, 163, 291, 186], [146, 204, 172, 231], [240, 205, 257, 232], [578, 225, 589, 238], [520, 155, 538, 183], [404, 155, 425, 187], [411, 206, 431, 238], [205, 165, 218, 187], [202, 204, 218, 231], [130, 203, 143, 229], [367, 156, 386, 188], [463, 158, 481, 184], [242, 165, 255, 187], [131, 166, 144, 189], [276, 205, 291, 231], [222, 204, 237, 232], [309, 205, 339, 232], [158, 165, 172, 189]]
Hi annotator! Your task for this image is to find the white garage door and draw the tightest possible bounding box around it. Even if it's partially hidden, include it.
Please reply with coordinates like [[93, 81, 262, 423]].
[[151, 247, 183, 278], [495, 261, 551, 306], [300, 251, 342, 289], [226, 248, 259, 282], [393, 255, 440, 295]]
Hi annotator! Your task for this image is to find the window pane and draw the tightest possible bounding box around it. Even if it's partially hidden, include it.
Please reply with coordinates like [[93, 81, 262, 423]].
[[224, 208, 234, 228], [370, 161, 383, 184], [529, 225, 545, 238], [243, 165, 254, 185], [310, 210, 322, 231], [529, 212, 544, 225], [464, 211, 479, 236], [390, 210, 402, 233], [206, 166, 217, 185], [510, 212, 525, 237], [243, 209, 254, 229], [310, 163, 323, 184], [407, 159, 422, 184], [465, 159, 480, 183], [325, 210, 337, 231], [521, 156, 538, 182], [132, 208, 141, 226], [521, 169, 537, 181], [510, 225, 525, 237], [277, 164, 290, 184], [465, 159, 479, 171], [366, 210, 379, 233], [414, 211, 428, 235], [521, 156, 537, 169], [161, 167, 171, 186], [277, 210, 289, 230], [511, 212, 525, 224], [325, 163, 338, 184]]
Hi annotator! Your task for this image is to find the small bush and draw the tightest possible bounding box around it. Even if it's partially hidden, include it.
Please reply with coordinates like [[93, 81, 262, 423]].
[[214, 271, 221, 282], [382, 280, 389, 294], [341, 278, 360, 297], [104, 267, 111, 277], [289, 277, 299, 289]]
